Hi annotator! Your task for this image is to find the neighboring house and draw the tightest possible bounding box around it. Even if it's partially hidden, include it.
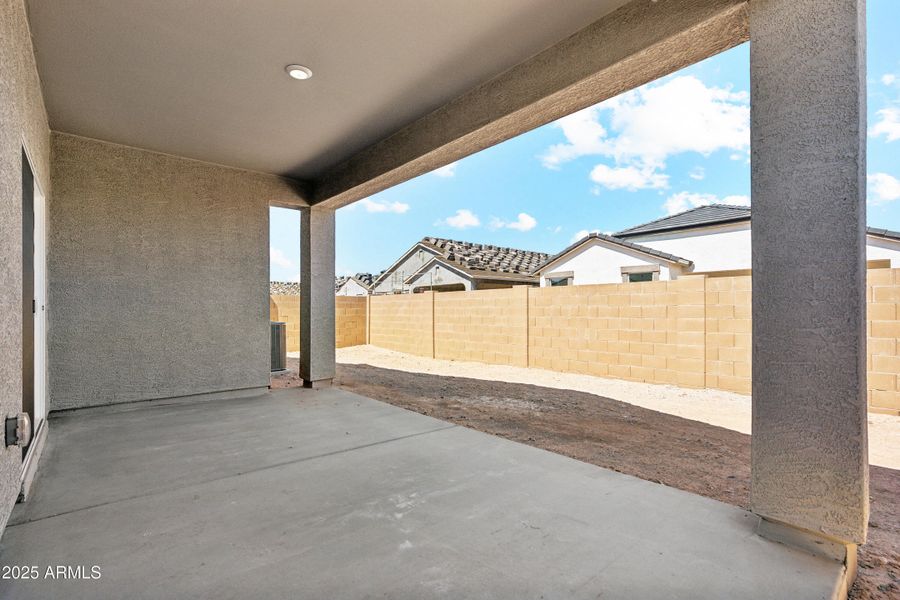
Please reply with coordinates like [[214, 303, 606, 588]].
[[372, 237, 549, 293], [535, 233, 693, 286], [616, 204, 900, 272], [270, 281, 302, 296], [541, 205, 900, 286], [335, 273, 375, 296], [615, 205, 753, 273]]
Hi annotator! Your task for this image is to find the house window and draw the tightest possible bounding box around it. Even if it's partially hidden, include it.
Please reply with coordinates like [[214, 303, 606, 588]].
[[626, 271, 654, 283], [621, 265, 660, 283], [545, 271, 574, 286]]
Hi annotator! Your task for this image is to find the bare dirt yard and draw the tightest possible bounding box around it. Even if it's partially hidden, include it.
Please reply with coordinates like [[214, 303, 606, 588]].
[[273, 353, 899, 600]]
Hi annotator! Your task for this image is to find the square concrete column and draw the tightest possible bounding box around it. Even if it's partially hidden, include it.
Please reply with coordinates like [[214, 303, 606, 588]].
[[300, 206, 336, 387], [750, 0, 867, 552]]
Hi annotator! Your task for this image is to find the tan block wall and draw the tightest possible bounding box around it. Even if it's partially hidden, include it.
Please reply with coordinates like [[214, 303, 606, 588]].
[[434, 287, 528, 366], [336, 296, 367, 348], [270, 294, 301, 353], [368, 292, 434, 357], [704, 275, 752, 394], [528, 278, 707, 387], [268, 267, 900, 413], [867, 268, 900, 414]]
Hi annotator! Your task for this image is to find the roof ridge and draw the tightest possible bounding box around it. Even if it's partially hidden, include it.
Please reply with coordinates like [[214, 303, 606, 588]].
[[614, 205, 710, 235], [422, 235, 550, 258]]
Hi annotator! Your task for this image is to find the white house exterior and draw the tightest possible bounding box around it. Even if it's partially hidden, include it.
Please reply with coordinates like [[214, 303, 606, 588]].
[[535, 233, 692, 286], [543, 205, 900, 287], [371, 242, 441, 294], [335, 275, 373, 296], [620, 221, 753, 273], [616, 205, 900, 272], [373, 237, 548, 293]]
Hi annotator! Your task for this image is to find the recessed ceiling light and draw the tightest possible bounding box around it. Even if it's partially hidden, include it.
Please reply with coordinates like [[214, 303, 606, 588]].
[[285, 64, 313, 80]]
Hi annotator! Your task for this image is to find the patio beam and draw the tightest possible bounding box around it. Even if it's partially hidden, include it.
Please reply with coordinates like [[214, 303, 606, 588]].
[[749, 0, 867, 556], [300, 206, 336, 387], [310, 0, 748, 209]]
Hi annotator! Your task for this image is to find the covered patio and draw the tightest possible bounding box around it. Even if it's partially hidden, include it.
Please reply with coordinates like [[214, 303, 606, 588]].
[[2, 387, 844, 599], [0, 0, 871, 597]]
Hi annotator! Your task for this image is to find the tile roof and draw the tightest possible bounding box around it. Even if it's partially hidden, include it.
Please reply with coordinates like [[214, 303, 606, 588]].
[[418, 237, 550, 276], [270, 281, 301, 295], [867, 227, 900, 242], [615, 204, 751, 237], [335, 273, 376, 292], [535, 232, 692, 274]]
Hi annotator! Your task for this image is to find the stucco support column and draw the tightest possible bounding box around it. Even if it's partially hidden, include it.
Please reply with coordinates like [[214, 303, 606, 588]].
[[300, 206, 335, 387], [750, 0, 867, 561]]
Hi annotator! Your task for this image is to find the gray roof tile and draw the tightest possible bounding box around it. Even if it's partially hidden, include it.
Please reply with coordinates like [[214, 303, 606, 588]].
[[418, 237, 550, 276], [615, 205, 751, 237], [615, 204, 900, 243]]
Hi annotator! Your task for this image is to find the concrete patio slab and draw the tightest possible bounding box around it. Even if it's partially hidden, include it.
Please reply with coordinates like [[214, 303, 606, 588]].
[[0, 388, 845, 599]]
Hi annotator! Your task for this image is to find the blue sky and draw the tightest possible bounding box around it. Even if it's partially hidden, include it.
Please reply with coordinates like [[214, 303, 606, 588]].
[[270, 0, 900, 280]]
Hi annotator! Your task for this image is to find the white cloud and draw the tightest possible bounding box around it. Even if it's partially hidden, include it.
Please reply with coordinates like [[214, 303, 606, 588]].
[[548, 225, 563, 234], [589, 164, 668, 191], [540, 107, 607, 169], [870, 107, 900, 142], [540, 75, 749, 189], [570, 229, 599, 243], [868, 173, 900, 205], [882, 74, 897, 86], [270, 247, 294, 269], [442, 209, 480, 229], [432, 162, 458, 177], [662, 191, 750, 216], [689, 166, 705, 180], [490, 212, 537, 232], [359, 198, 410, 214]]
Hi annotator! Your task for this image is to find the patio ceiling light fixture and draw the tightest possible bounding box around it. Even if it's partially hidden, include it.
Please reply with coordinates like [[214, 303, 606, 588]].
[[285, 64, 313, 80]]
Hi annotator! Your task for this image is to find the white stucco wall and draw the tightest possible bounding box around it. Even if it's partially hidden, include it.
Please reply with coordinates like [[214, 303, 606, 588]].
[[336, 279, 369, 296], [627, 222, 900, 271], [406, 262, 473, 291], [626, 223, 752, 273], [372, 245, 439, 294], [539, 239, 678, 286], [865, 235, 900, 267]]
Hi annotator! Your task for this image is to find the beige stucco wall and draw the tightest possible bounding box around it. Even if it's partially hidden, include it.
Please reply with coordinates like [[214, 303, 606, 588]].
[[49, 133, 303, 410], [0, 0, 52, 537]]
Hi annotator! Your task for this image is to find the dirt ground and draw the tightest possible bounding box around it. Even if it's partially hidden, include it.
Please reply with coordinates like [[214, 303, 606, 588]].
[[272, 359, 899, 600]]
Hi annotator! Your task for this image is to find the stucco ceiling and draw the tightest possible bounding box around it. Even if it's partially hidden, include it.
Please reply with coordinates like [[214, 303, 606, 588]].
[[26, 0, 629, 180]]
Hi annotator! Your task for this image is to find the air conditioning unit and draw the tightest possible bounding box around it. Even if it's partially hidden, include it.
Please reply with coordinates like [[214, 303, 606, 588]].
[[270, 321, 287, 372]]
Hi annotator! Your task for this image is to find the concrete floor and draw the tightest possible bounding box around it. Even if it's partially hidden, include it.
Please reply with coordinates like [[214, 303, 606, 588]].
[[0, 387, 845, 599]]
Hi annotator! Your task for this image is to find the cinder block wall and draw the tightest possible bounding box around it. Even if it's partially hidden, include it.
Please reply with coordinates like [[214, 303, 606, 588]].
[[368, 293, 433, 357], [434, 287, 527, 366], [358, 269, 900, 414], [270, 294, 301, 352], [703, 275, 752, 394], [335, 297, 367, 348], [868, 268, 900, 414], [528, 278, 706, 387]]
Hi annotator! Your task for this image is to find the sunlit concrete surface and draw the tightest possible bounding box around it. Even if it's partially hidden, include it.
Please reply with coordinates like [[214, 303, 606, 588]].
[[0, 388, 844, 599]]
